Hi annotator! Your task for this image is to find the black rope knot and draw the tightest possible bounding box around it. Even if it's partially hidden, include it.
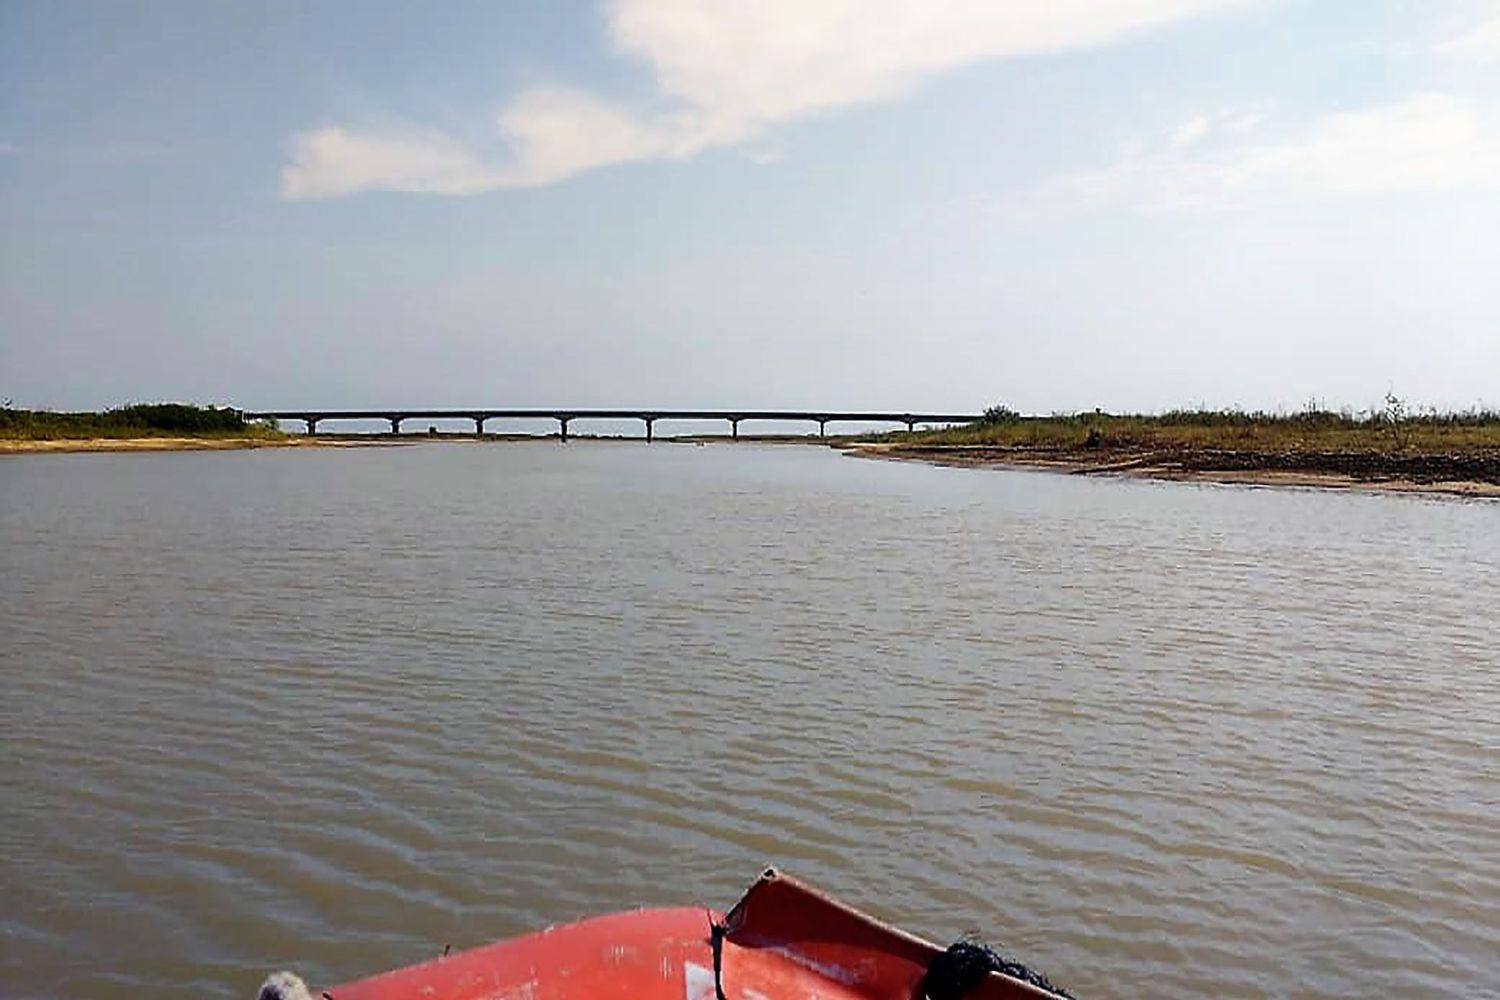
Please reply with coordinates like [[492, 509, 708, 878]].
[[918, 940, 1075, 1000]]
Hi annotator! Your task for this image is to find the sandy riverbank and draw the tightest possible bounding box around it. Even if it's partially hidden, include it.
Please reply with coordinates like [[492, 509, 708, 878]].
[[845, 443, 1500, 498], [0, 436, 344, 455]]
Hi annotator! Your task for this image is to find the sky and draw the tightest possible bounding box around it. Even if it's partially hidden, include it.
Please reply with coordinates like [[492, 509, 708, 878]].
[[2, 0, 1498, 415]]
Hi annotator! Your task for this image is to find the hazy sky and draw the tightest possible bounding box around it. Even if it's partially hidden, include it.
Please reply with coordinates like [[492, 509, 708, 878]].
[[3, 1, 1498, 414]]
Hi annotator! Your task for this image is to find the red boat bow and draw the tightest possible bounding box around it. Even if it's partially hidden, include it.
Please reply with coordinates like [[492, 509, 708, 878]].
[[319, 870, 1063, 1000]]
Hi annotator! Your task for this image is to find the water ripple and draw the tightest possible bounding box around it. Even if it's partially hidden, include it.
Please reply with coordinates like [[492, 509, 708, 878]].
[[2, 444, 1497, 998]]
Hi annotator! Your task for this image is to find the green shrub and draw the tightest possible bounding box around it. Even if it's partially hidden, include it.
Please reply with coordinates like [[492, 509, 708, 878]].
[[980, 404, 1021, 425], [0, 403, 255, 439]]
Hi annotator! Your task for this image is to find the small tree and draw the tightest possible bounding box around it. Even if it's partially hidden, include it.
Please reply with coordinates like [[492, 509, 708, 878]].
[[1383, 390, 1410, 449], [980, 403, 1020, 425]]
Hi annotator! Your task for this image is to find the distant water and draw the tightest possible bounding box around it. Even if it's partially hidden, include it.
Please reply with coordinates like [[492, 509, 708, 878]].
[[2, 442, 1497, 999]]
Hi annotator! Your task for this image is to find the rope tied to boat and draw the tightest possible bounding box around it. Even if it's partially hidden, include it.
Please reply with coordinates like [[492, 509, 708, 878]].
[[919, 939, 1075, 1000], [708, 912, 729, 1000]]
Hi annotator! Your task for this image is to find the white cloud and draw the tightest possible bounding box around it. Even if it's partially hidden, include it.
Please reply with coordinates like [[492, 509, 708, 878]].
[[1435, 12, 1500, 57], [1168, 115, 1212, 148], [1015, 92, 1500, 214], [1222, 110, 1266, 134], [282, 128, 501, 199], [1166, 109, 1264, 150], [282, 0, 1252, 199]]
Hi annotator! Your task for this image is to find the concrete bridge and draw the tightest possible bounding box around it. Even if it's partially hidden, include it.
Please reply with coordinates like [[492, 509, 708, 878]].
[[242, 409, 981, 442]]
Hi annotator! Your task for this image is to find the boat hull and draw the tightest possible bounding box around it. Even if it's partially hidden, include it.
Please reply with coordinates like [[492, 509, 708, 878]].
[[325, 870, 1058, 1000]]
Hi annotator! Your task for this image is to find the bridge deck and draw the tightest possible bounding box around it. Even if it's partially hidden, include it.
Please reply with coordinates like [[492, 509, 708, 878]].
[[242, 408, 979, 440], [244, 409, 979, 423]]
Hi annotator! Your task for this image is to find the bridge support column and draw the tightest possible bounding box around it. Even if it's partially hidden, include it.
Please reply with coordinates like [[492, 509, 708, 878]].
[[558, 417, 570, 443], [644, 417, 655, 443], [388, 416, 403, 435], [905, 419, 915, 433], [473, 415, 486, 436], [818, 418, 828, 439], [730, 418, 740, 440], [305, 416, 319, 436]]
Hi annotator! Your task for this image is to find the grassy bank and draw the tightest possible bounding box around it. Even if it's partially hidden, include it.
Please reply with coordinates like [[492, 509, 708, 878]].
[[859, 402, 1500, 490], [879, 405, 1500, 452], [0, 404, 284, 441]]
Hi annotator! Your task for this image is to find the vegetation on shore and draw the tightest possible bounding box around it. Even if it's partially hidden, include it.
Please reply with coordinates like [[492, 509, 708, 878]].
[[0, 404, 284, 441], [877, 397, 1500, 453], [864, 397, 1500, 486]]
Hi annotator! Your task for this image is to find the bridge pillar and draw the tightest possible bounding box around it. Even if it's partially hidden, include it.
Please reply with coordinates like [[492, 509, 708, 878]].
[[558, 417, 570, 443], [305, 416, 319, 436], [817, 418, 828, 439], [730, 417, 740, 440], [905, 418, 915, 433], [644, 417, 655, 443], [388, 416, 403, 435], [473, 415, 486, 436]]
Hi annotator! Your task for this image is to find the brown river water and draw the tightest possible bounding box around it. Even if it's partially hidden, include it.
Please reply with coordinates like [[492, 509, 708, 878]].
[[2, 442, 1497, 999]]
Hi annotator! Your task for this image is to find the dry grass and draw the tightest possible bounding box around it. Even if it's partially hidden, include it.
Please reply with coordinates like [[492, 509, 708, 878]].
[[874, 407, 1500, 455]]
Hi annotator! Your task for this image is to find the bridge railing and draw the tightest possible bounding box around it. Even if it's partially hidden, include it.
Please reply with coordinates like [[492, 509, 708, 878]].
[[242, 409, 981, 439]]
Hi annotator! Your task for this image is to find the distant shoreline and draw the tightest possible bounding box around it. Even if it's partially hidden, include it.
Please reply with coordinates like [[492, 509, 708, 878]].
[[0, 436, 336, 455], [0, 432, 820, 455], [9, 433, 1498, 499], [844, 442, 1500, 498]]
